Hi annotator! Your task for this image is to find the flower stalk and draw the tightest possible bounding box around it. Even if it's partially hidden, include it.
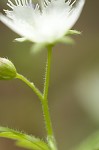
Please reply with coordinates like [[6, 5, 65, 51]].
[[16, 73, 43, 101], [16, 46, 57, 150], [42, 46, 57, 150]]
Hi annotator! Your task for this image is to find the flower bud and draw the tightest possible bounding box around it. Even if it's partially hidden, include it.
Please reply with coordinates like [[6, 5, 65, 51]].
[[0, 58, 17, 80]]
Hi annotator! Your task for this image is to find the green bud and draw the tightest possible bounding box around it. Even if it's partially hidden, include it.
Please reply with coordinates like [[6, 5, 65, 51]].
[[0, 58, 17, 80]]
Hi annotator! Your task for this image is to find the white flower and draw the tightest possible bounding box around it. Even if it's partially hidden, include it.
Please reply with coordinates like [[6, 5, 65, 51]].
[[0, 0, 85, 44]]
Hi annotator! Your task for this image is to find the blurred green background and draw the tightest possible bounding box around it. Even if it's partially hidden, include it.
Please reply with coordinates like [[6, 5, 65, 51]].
[[0, 0, 99, 150]]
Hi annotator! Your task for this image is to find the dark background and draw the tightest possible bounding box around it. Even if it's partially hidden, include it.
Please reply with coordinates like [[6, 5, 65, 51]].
[[0, 0, 99, 150]]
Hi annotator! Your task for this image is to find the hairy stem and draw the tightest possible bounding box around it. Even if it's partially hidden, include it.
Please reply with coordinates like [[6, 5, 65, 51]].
[[16, 73, 43, 101], [43, 46, 53, 136], [42, 46, 57, 150], [16, 46, 57, 150]]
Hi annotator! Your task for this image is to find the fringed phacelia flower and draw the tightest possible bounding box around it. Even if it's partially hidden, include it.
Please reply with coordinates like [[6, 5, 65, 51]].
[[0, 0, 85, 50]]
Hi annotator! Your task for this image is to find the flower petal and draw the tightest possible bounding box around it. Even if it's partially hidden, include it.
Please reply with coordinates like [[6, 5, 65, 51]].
[[0, 14, 35, 42], [63, 0, 85, 34], [0, 0, 85, 44], [0, 13, 43, 43], [0, 14, 24, 36], [5, 0, 40, 23]]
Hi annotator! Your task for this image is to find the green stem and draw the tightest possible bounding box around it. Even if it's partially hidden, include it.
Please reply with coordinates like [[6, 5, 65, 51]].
[[42, 46, 57, 150], [16, 46, 57, 150], [16, 73, 43, 101], [43, 46, 53, 136]]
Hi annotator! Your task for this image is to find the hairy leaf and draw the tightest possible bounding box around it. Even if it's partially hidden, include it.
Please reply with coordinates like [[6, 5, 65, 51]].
[[0, 127, 50, 150]]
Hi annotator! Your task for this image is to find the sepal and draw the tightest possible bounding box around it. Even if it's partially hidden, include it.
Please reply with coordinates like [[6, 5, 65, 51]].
[[14, 37, 28, 42], [57, 36, 75, 45], [31, 43, 47, 54], [67, 30, 81, 35]]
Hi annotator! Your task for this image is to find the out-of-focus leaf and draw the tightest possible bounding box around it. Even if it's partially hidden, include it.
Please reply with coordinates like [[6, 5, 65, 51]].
[[0, 127, 50, 150], [76, 131, 99, 150]]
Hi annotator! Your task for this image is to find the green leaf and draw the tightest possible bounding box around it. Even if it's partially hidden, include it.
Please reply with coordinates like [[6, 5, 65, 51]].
[[0, 127, 50, 150], [76, 131, 99, 150]]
